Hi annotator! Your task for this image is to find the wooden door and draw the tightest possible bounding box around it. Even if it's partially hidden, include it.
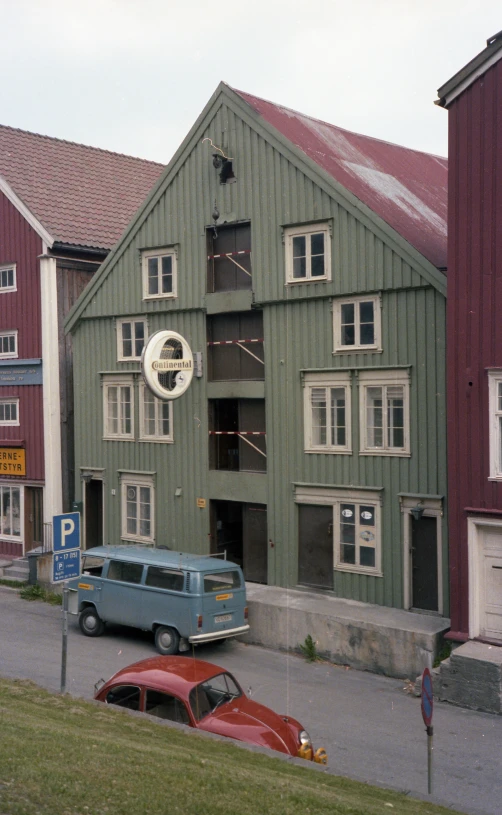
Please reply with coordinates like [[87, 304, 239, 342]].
[[411, 516, 438, 611], [298, 504, 333, 589], [243, 504, 267, 584], [24, 487, 43, 553]]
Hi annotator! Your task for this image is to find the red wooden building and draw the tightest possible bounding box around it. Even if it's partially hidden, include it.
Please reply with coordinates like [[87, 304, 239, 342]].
[[437, 32, 502, 644], [0, 126, 164, 557]]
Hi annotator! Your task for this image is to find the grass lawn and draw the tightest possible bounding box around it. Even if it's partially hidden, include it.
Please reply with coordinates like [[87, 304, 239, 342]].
[[0, 677, 460, 815]]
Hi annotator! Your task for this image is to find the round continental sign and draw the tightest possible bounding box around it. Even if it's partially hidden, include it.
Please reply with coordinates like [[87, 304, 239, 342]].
[[141, 330, 194, 400]]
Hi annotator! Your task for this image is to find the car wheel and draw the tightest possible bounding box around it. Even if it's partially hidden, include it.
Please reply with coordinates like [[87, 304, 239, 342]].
[[79, 607, 105, 637], [155, 625, 180, 655]]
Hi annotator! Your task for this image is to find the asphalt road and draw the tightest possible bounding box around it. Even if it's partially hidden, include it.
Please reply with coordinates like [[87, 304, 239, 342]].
[[1, 586, 501, 815]]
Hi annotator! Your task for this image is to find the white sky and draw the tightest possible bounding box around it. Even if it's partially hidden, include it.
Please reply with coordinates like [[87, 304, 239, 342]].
[[1, 0, 501, 164]]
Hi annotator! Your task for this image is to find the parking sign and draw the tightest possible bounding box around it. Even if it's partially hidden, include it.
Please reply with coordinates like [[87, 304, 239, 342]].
[[53, 512, 81, 583], [53, 512, 80, 553]]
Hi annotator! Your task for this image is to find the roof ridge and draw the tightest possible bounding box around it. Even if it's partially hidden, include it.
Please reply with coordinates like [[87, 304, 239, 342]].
[[0, 122, 164, 167], [232, 86, 447, 162]]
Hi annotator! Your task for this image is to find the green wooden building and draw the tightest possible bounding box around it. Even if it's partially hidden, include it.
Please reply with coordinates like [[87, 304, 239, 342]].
[[66, 83, 448, 615]]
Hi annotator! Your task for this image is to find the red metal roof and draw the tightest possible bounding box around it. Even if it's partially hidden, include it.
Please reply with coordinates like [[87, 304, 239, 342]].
[[0, 125, 165, 250], [234, 89, 448, 270]]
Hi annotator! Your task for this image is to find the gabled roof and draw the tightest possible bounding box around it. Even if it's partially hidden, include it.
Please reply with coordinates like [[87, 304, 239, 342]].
[[437, 31, 502, 109], [0, 124, 165, 251], [66, 82, 448, 333], [233, 89, 448, 270]]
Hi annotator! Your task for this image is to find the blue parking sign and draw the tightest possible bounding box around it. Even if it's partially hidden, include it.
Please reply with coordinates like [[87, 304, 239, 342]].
[[53, 549, 81, 582], [53, 512, 80, 553]]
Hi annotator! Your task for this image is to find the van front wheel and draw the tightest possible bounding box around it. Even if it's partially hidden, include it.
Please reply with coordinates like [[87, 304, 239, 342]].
[[155, 626, 180, 655], [79, 607, 105, 637]]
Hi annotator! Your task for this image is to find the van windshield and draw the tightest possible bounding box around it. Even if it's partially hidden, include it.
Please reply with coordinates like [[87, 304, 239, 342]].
[[82, 556, 105, 577], [203, 571, 241, 593]]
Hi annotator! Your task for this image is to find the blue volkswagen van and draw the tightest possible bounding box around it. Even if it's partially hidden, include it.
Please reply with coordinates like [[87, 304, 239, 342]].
[[69, 546, 249, 655]]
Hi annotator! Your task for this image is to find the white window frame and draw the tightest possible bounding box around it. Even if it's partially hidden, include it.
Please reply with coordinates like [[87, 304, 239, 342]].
[[0, 330, 18, 359], [142, 247, 177, 300], [284, 222, 331, 284], [294, 484, 382, 576], [359, 369, 410, 456], [116, 318, 147, 362], [0, 399, 19, 426], [120, 473, 155, 544], [102, 376, 134, 440], [139, 383, 173, 443], [0, 483, 23, 541], [488, 371, 502, 479], [0, 264, 16, 293], [303, 371, 351, 453], [333, 295, 381, 353]]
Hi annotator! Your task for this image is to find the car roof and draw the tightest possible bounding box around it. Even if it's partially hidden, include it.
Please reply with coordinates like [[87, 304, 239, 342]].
[[103, 656, 226, 699], [83, 545, 240, 573]]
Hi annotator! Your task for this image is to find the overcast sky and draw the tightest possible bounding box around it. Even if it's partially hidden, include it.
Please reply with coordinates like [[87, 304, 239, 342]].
[[1, 1, 500, 164]]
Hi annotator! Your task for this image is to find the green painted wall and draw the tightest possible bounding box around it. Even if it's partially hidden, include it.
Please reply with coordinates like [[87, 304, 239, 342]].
[[71, 91, 447, 613]]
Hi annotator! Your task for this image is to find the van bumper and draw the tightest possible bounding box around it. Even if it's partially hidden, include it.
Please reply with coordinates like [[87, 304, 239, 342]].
[[188, 624, 250, 644]]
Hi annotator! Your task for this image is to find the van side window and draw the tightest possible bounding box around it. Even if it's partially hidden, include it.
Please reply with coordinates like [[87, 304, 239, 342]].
[[145, 566, 184, 591], [107, 560, 144, 584], [203, 570, 241, 592], [82, 556, 105, 576]]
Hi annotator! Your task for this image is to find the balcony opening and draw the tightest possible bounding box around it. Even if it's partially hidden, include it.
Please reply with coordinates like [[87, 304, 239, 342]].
[[207, 222, 251, 293], [209, 399, 266, 472], [207, 311, 264, 381]]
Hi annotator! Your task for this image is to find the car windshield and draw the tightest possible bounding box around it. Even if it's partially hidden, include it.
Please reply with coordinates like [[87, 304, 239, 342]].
[[189, 672, 242, 721]]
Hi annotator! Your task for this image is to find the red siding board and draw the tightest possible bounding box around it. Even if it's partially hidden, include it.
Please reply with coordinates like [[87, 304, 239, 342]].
[[0, 193, 45, 484], [447, 57, 502, 636]]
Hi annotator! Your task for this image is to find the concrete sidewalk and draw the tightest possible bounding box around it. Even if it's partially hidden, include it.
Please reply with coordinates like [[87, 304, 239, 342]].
[[244, 583, 450, 679]]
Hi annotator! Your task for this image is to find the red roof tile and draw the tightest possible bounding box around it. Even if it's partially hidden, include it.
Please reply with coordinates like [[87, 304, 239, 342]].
[[234, 89, 448, 270], [0, 125, 165, 250]]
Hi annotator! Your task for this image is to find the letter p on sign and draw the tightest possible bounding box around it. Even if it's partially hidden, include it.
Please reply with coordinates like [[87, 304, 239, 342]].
[[53, 512, 80, 553]]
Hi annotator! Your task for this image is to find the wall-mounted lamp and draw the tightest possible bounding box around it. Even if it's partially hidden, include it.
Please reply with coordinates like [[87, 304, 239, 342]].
[[410, 503, 425, 522], [82, 471, 94, 484]]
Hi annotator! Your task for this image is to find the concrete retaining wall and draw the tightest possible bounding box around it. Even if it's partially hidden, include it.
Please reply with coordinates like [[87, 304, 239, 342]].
[[244, 584, 450, 680]]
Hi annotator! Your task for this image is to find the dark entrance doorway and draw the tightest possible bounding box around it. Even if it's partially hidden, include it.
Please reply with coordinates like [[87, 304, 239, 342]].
[[84, 478, 103, 550], [298, 504, 333, 589], [24, 486, 43, 552], [210, 500, 267, 584], [411, 515, 438, 612]]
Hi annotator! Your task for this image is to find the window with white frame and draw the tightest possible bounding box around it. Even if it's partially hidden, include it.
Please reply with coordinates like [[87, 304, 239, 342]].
[[488, 371, 502, 478], [335, 496, 381, 573], [0, 399, 19, 426], [121, 474, 154, 543], [333, 295, 381, 352], [139, 384, 173, 442], [0, 264, 16, 293], [0, 331, 18, 359], [142, 248, 177, 300], [103, 377, 134, 439], [0, 484, 22, 539], [117, 318, 147, 361], [284, 223, 331, 283], [359, 369, 410, 455], [303, 372, 351, 453]]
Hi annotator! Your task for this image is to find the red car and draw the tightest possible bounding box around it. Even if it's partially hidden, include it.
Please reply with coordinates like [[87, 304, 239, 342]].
[[95, 656, 327, 764]]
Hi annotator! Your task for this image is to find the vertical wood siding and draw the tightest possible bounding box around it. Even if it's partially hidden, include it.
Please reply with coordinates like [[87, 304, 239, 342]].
[[0, 191, 44, 481], [72, 99, 447, 609], [447, 58, 502, 635]]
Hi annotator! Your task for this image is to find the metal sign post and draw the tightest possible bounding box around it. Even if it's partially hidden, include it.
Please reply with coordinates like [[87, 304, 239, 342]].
[[61, 586, 69, 694], [421, 667, 434, 794], [52, 512, 81, 694]]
